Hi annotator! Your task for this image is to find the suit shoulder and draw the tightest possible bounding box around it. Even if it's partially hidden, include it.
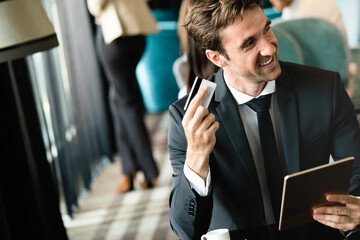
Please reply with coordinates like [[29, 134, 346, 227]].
[[208, 72, 217, 82], [169, 95, 187, 116], [280, 61, 341, 87], [281, 61, 338, 79]]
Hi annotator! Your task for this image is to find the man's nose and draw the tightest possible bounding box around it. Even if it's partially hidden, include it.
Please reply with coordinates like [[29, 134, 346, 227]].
[[259, 36, 276, 56]]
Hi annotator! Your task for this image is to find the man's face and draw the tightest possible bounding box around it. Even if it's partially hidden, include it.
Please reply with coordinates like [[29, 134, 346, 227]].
[[218, 6, 281, 86], [270, 0, 294, 11]]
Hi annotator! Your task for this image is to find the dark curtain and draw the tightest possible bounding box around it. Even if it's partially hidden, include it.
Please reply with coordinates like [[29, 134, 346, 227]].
[[86, 9, 117, 155], [41, 0, 113, 216], [0, 59, 68, 240]]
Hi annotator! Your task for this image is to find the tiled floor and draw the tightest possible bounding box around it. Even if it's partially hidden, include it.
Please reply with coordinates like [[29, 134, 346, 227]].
[[64, 112, 178, 240]]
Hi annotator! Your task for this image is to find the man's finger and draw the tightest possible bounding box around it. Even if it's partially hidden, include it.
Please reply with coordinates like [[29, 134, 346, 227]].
[[314, 219, 355, 232], [313, 206, 350, 216], [208, 120, 219, 134], [313, 212, 351, 224], [183, 87, 209, 122], [326, 194, 359, 206], [197, 113, 216, 132]]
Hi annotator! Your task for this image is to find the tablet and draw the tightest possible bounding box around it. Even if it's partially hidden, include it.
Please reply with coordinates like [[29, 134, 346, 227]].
[[278, 157, 354, 231]]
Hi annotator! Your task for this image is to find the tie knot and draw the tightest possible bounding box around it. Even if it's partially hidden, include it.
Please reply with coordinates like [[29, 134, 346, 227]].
[[245, 94, 272, 112]]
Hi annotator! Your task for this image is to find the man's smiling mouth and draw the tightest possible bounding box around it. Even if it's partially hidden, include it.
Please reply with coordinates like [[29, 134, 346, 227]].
[[259, 56, 273, 66]]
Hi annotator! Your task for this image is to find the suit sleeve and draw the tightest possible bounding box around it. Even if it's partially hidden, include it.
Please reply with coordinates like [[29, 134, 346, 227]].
[[168, 104, 213, 240], [330, 73, 360, 195]]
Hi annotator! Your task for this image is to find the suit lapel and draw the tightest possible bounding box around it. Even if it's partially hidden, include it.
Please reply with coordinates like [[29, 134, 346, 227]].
[[213, 69, 261, 193], [276, 64, 300, 174]]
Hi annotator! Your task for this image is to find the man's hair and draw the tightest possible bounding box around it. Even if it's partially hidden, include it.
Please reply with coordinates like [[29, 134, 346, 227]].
[[185, 0, 262, 58]]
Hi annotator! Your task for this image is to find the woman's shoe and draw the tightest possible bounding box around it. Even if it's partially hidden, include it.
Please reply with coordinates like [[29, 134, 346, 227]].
[[117, 174, 134, 193], [139, 178, 158, 190]]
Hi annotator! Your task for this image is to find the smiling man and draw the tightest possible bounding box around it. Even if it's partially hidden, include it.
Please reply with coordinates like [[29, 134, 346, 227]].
[[167, 1, 360, 240]]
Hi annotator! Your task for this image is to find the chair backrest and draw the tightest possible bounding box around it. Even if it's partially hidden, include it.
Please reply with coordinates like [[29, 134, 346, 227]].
[[263, 7, 282, 20], [272, 26, 304, 64], [273, 18, 348, 84]]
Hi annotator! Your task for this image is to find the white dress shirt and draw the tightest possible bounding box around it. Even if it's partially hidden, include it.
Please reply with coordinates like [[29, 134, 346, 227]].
[[183, 77, 285, 224]]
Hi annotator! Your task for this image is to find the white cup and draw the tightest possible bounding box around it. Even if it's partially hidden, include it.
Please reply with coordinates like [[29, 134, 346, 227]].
[[201, 228, 230, 240]]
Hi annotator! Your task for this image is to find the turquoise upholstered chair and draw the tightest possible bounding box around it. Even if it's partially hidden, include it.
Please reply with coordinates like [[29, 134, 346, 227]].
[[273, 18, 349, 86], [272, 26, 304, 64], [264, 7, 282, 20], [136, 9, 180, 112]]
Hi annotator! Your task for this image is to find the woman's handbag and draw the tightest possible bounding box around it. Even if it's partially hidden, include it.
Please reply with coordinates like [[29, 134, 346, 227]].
[[100, 0, 158, 44]]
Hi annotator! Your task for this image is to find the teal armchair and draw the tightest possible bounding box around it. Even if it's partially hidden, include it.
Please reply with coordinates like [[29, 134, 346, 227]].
[[273, 18, 349, 86], [272, 26, 304, 65]]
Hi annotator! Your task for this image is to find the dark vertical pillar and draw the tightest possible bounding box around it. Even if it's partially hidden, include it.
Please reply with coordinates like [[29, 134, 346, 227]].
[[0, 185, 11, 240], [0, 59, 68, 240]]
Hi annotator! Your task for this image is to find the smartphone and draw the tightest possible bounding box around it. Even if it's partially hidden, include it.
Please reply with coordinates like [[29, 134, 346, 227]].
[[184, 77, 217, 111]]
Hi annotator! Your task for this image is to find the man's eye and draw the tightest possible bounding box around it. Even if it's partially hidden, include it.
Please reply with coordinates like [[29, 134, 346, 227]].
[[244, 39, 255, 48], [265, 25, 271, 33]]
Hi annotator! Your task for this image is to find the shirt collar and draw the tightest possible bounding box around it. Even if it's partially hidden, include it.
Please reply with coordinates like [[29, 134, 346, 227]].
[[223, 74, 276, 105]]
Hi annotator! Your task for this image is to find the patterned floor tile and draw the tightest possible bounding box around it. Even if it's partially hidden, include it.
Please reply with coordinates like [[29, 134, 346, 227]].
[[65, 112, 179, 240]]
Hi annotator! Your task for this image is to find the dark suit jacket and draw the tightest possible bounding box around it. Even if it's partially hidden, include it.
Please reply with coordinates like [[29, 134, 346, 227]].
[[168, 61, 360, 240]]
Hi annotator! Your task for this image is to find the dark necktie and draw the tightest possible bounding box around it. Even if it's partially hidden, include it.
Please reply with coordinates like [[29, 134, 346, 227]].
[[246, 94, 283, 221]]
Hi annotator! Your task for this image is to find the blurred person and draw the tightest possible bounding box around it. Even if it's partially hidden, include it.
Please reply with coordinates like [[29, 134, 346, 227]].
[[177, 0, 190, 54], [87, 0, 159, 193], [270, 0, 348, 53], [270, 0, 358, 97], [173, 0, 219, 98], [167, 0, 360, 239], [185, 35, 219, 92]]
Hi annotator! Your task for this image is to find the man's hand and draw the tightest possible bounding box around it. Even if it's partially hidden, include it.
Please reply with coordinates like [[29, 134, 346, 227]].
[[182, 87, 219, 181], [313, 194, 360, 231]]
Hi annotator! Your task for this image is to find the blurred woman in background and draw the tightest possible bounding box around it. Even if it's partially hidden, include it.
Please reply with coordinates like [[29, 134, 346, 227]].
[[87, 0, 159, 193]]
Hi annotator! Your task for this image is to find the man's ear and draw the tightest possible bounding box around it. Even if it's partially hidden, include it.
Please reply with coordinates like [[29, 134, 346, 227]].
[[205, 49, 227, 68]]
